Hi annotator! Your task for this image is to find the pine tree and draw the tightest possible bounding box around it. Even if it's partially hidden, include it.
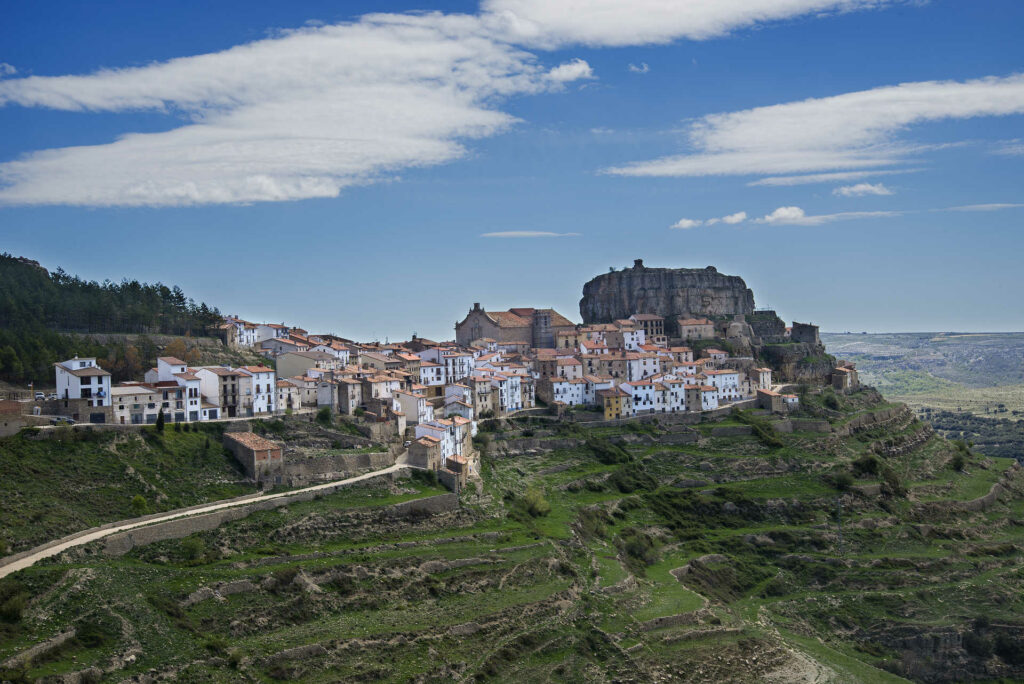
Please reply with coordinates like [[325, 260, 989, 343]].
[[156, 408, 165, 432]]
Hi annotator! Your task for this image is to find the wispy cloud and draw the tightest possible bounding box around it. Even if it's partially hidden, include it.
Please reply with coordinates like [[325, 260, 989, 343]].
[[992, 139, 1024, 156], [833, 182, 893, 197], [943, 203, 1024, 212], [481, 230, 581, 238], [0, 14, 594, 207], [0, 63, 15, 78], [670, 210, 747, 229], [603, 74, 1024, 179], [482, 0, 902, 47], [628, 62, 650, 74], [748, 169, 919, 186], [753, 205, 900, 226]]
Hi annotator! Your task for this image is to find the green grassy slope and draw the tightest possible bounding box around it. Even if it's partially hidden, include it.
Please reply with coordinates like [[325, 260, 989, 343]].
[[2, 389, 1024, 682], [0, 425, 255, 554]]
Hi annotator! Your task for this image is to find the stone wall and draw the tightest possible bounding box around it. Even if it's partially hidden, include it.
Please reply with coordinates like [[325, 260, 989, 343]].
[[283, 451, 393, 485], [102, 469, 451, 556]]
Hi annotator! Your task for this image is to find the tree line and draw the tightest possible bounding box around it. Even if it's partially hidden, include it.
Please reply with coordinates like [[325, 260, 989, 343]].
[[0, 254, 221, 386]]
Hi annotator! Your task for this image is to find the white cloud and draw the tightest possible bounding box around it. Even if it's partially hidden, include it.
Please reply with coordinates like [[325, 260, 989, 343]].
[[482, 0, 900, 48], [754, 205, 899, 226], [481, 230, 581, 237], [603, 74, 1024, 179], [748, 169, 917, 186], [671, 210, 746, 228], [0, 63, 15, 78], [628, 62, 649, 74], [993, 139, 1024, 156], [943, 203, 1024, 212], [547, 58, 594, 82], [0, 13, 594, 207], [833, 182, 893, 197]]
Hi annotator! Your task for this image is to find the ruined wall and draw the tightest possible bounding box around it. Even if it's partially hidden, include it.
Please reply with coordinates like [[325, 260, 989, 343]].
[[580, 261, 755, 325]]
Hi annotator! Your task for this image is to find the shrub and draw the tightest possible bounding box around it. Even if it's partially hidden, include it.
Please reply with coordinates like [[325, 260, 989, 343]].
[[852, 455, 880, 477], [130, 495, 148, 516], [951, 452, 966, 472], [586, 438, 631, 465], [180, 537, 206, 562], [522, 488, 551, 517], [316, 406, 332, 426], [616, 527, 661, 572], [155, 408, 164, 432], [831, 472, 854, 491]]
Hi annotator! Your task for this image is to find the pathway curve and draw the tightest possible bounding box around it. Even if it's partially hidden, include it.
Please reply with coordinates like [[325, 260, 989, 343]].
[[0, 459, 409, 580]]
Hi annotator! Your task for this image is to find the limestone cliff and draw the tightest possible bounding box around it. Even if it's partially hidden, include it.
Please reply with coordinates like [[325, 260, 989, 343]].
[[579, 260, 755, 327]]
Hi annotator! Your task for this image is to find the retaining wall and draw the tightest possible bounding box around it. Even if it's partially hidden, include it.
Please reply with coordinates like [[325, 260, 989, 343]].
[[102, 468, 451, 556]]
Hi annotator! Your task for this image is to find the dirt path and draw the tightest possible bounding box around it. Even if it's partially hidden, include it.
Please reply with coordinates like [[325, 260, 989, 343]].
[[0, 460, 407, 580]]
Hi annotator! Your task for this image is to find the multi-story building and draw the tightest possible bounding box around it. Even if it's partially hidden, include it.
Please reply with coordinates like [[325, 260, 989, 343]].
[[54, 357, 111, 408], [237, 365, 277, 415], [110, 384, 161, 425], [195, 366, 241, 418]]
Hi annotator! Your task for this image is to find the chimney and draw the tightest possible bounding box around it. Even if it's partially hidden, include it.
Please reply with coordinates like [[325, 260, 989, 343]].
[[634, 259, 644, 269]]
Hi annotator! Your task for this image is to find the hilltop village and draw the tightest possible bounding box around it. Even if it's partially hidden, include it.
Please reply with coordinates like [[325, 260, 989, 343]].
[[11, 262, 861, 493]]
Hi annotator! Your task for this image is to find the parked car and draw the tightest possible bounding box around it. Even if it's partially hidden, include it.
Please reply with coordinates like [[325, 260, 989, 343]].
[[47, 393, 57, 400], [49, 417, 75, 425], [34, 391, 44, 401]]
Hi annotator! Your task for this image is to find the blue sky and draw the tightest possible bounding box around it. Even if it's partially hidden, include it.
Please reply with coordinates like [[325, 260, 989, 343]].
[[1, 0, 1022, 340]]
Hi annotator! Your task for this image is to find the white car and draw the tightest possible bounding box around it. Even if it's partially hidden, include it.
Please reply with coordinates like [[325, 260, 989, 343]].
[[47, 393, 58, 400], [34, 392, 45, 401]]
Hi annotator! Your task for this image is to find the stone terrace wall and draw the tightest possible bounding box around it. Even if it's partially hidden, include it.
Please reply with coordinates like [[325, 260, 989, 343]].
[[102, 469, 453, 556]]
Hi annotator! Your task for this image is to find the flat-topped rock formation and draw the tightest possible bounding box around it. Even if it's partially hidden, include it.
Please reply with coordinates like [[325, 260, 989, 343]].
[[580, 260, 755, 327]]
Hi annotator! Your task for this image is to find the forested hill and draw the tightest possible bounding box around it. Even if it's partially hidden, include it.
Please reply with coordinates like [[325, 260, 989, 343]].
[[0, 254, 222, 385]]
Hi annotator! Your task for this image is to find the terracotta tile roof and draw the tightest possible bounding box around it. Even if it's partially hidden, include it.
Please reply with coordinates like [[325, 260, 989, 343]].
[[158, 356, 187, 365], [56, 364, 111, 377], [237, 365, 275, 374], [225, 432, 281, 451]]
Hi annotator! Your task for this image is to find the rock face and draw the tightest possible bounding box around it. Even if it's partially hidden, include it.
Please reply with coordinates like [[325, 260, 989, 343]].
[[580, 260, 755, 327]]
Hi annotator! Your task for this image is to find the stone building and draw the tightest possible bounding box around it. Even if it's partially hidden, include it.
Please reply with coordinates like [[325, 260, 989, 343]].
[[455, 303, 576, 348], [224, 431, 284, 483]]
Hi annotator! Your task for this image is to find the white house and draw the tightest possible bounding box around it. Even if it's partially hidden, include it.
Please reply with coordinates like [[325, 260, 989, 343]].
[[393, 389, 433, 425], [686, 384, 719, 411], [237, 365, 277, 415], [255, 323, 290, 344], [54, 357, 111, 407], [627, 379, 657, 414], [703, 369, 743, 403], [550, 377, 587, 406], [419, 361, 446, 387]]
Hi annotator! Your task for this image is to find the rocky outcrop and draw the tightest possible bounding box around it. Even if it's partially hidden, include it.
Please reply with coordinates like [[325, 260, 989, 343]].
[[579, 260, 755, 326]]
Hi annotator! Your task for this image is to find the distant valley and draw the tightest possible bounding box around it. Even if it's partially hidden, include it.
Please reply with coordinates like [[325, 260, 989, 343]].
[[822, 332, 1024, 460]]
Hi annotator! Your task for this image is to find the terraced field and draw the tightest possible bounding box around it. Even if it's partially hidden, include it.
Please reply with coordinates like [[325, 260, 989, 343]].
[[2, 388, 1024, 682]]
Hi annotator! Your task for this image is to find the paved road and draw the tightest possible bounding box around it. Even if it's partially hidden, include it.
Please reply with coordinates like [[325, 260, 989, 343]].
[[0, 460, 408, 580]]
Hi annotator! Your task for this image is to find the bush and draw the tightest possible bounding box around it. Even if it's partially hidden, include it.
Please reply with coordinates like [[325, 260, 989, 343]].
[[316, 406, 332, 426], [586, 438, 631, 465], [951, 452, 966, 472], [130, 494, 148, 516], [180, 537, 206, 562], [522, 488, 551, 517], [963, 631, 993, 658], [852, 455, 880, 477], [616, 527, 661, 572], [831, 472, 854, 491]]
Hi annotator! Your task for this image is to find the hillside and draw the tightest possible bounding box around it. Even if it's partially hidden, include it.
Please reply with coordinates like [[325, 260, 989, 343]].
[[822, 332, 1024, 461], [0, 254, 225, 386], [2, 390, 1023, 682]]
